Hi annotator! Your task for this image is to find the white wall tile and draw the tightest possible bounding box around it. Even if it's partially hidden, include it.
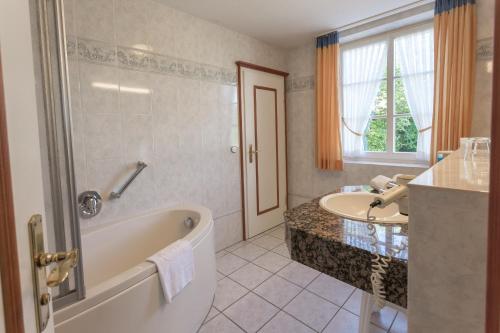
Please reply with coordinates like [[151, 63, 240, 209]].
[[79, 62, 119, 114], [472, 58, 493, 137], [288, 195, 313, 209], [75, 0, 115, 43], [477, 0, 495, 40], [214, 212, 244, 251], [174, 10, 202, 63], [118, 69, 152, 115], [147, 1, 176, 55], [84, 113, 123, 161], [63, 0, 76, 37], [67, 0, 284, 250], [122, 114, 154, 160], [114, 0, 150, 51]]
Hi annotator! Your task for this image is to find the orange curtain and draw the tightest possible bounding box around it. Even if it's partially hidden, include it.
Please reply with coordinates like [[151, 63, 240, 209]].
[[316, 32, 343, 170], [431, 0, 476, 164]]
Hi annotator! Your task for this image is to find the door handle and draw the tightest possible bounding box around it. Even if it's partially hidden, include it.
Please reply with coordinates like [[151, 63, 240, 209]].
[[36, 249, 79, 287], [29, 215, 80, 331], [249, 144, 259, 163]]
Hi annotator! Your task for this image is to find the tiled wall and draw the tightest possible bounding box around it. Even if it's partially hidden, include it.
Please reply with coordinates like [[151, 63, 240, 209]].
[[285, 1, 494, 207], [64, 0, 286, 251], [472, 0, 495, 137]]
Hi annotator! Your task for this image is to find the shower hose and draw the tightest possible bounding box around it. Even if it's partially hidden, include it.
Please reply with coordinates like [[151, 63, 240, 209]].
[[366, 207, 407, 311]]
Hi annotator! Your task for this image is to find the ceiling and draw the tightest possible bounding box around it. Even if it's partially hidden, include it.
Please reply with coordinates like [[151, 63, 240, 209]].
[[159, 0, 423, 49]]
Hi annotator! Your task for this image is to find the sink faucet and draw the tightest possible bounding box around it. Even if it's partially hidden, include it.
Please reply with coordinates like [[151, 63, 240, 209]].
[[370, 174, 415, 215]]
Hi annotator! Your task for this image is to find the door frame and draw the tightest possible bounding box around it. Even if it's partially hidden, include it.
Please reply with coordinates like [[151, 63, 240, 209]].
[[0, 56, 25, 333], [486, 1, 500, 331], [236, 61, 289, 240]]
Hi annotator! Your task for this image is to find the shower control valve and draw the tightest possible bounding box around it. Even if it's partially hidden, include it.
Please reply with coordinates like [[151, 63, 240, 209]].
[[78, 190, 102, 218]]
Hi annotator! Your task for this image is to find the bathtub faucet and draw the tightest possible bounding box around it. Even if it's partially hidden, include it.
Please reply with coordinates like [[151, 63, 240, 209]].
[[184, 217, 195, 229]]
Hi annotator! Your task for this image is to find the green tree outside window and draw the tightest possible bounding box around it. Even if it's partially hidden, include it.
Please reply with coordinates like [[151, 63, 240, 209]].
[[364, 67, 418, 153]]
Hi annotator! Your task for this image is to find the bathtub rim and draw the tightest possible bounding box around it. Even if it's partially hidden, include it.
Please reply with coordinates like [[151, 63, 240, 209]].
[[54, 204, 214, 325]]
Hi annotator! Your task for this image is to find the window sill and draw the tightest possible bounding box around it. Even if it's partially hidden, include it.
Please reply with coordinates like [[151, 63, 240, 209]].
[[343, 159, 429, 169]]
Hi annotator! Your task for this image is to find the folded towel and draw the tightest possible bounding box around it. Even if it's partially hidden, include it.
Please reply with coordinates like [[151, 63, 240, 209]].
[[370, 175, 393, 192], [147, 239, 194, 303]]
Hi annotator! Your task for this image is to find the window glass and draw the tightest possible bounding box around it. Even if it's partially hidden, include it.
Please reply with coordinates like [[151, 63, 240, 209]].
[[341, 24, 433, 163], [395, 117, 418, 152], [364, 118, 387, 152]]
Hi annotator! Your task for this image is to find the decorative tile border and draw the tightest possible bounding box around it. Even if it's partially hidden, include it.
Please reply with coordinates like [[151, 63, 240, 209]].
[[78, 38, 117, 65], [67, 36, 237, 85], [68, 35, 491, 88], [477, 37, 493, 60], [287, 75, 315, 92], [286, 39, 493, 92]]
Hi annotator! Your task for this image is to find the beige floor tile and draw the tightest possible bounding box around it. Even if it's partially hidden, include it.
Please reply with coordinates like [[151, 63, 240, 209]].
[[370, 304, 398, 330], [232, 243, 268, 261], [213, 277, 248, 311], [216, 253, 248, 275], [216, 250, 229, 259], [267, 226, 286, 240], [271, 243, 291, 258], [306, 273, 355, 306], [344, 289, 398, 330], [251, 235, 284, 250], [283, 290, 340, 332], [389, 311, 407, 333], [224, 293, 279, 333], [323, 309, 386, 333], [199, 314, 244, 333], [254, 275, 302, 308], [277, 261, 320, 287], [259, 311, 315, 333], [225, 240, 252, 252], [229, 263, 273, 290], [253, 251, 291, 273]]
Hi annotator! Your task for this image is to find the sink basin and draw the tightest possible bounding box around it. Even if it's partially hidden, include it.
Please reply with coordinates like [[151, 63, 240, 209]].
[[319, 192, 408, 224]]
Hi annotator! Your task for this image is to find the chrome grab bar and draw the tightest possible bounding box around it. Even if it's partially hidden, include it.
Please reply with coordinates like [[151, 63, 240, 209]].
[[109, 161, 148, 200]]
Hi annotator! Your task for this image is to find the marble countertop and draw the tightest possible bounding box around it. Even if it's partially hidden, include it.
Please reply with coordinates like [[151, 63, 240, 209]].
[[410, 150, 490, 193], [284, 186, 408, 307]]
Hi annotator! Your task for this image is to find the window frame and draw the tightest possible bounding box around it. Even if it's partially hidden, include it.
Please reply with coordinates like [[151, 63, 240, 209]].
[[340, 21, 433, 166]]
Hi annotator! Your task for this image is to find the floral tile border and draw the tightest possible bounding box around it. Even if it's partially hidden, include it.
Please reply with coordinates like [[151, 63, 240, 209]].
[[67, 36, 237, 85], [67, 36, 491, 89], [287, 75, 315, 92], [477, 37, 493, 60]]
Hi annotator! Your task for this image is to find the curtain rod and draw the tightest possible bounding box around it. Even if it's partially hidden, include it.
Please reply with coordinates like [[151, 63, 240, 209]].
[[316, 0, 434, 38]]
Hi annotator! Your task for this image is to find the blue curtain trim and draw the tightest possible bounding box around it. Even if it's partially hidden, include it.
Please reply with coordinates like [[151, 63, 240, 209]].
[[316, 31, 339, 48], [435, 0, 475, 14]]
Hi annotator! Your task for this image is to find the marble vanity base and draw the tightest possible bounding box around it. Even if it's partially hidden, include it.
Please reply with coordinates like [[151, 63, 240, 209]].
[[284, 186, 408, 308]]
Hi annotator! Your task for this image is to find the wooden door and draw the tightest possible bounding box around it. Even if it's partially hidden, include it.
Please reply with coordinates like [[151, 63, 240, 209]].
[[237, 62, 288, 238]]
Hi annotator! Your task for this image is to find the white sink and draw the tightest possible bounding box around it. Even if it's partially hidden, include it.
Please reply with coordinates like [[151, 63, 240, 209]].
[[319, 192, 408, 224]]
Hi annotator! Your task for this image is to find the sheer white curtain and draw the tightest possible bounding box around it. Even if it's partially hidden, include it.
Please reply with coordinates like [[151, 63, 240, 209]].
[[342, 41, 387, 158], [395, 28, 434, 162]]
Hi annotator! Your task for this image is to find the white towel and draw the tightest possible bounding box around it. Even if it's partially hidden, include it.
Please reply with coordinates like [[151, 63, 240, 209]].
[[369, 175, 393, 192], [147, 239, 194, 303]]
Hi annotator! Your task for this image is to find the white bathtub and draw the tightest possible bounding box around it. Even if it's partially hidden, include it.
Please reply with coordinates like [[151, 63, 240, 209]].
[[54, 205, 216, 333]]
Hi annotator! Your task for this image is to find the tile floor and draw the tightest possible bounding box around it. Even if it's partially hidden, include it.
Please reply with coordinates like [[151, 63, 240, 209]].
[[199, 224, 408, 333]]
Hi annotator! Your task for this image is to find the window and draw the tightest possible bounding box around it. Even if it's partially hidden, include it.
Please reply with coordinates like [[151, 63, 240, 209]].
[[340, 24, 434, 164]]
